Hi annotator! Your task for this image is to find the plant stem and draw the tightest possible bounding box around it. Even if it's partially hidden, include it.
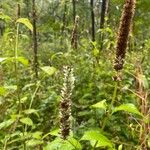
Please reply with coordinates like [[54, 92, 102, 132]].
[[15, 23, 22, 113], [111, 81, 118, 106], [102, 81, 118, 130]]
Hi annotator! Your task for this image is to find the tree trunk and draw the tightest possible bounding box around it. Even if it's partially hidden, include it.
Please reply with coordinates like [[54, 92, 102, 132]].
[[100, 0, 109, 50], [72, 0, 76, 23], [32, 0, 38, 78], [90, 0, 95, 42]]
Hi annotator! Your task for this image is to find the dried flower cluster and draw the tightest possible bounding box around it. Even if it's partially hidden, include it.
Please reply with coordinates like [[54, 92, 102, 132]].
[[71, 15, 79, 49], [114, 0, 136, 71], [59, 66, 75, 140]]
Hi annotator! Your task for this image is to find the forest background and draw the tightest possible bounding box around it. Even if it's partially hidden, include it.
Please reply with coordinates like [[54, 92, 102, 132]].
[[0, 0, 150, 149]]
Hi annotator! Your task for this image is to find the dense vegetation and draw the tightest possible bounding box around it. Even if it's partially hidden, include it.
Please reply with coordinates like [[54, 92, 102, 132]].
[[0, 0, 150, 149]]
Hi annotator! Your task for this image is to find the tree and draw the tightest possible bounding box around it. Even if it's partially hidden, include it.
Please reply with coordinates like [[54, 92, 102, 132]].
[[90, 0, 95, 42], [32, 0, 38, 78]]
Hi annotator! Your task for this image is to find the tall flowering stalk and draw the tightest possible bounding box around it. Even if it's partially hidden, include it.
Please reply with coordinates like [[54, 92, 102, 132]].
[[114, 0, 136, 71], [60, 66, 75, 140]]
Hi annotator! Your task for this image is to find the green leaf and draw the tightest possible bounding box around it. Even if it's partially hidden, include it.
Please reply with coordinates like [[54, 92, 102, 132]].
[[91, 100, 107, 111], [0, 86, 7, 96], [17, 57, 29, 66], [23, 109, 39, 117], [24, 109, 37, 115], [112, 103, 143, 116], [41, 66, 57, 76], [0, 119, 15, 130], [0, 14, 11, 22], [16, 18, 33, 31], [26, 139, 43, 147], [93, 48, 99, 57], [49, 128, 59, 136], [68, 137, 82, 149], [44, 138, 62, 150], [44, 137, 81, 150], [118, 144, 123, 150], [32, 131, 43, 140], [81, 130, 113, 148], [20, 117, 33, 126], [4, 85, 17, 91]]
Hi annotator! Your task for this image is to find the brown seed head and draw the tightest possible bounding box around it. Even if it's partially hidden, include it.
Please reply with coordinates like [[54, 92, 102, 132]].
[[114, 0, 136, 71]]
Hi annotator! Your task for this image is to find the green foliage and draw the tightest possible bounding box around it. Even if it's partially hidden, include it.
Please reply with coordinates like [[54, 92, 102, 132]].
[[112, 103, 143, 117], [0, 0, 150, 149], [81, 130, 114, 148], [16, 18, 33, 31]]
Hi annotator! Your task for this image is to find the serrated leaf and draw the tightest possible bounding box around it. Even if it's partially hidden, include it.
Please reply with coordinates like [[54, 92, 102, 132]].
[[41, 66, 56, 76], [112, 103, 143, 116], [68, 137, 82, 149], [49, 128, 59, 136], [20, 117, 33, 126], [91, 100, 107, 111], [16, 18, 33, 31], [44, 138, 62, 150], [81, 130, 113, 148], [44, 137, 80, 150]]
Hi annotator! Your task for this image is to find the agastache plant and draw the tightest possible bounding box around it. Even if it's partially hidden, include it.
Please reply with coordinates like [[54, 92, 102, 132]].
[[114, 0, 136, 71], [59, 66, 75, 140]]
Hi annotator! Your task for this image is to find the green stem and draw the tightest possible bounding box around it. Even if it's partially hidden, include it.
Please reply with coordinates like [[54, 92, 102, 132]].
[[15, 23, 21, 113], [102, 81, 118, 130], [24, 81, 41, 133], [111, 81, 118, 106]]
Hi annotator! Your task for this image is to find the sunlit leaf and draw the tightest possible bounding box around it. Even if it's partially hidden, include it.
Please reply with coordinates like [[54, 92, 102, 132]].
[[16, 18, 33, 31], [0, 119, 15, 130], [0, 14, 11, 22], [0, 87, 7, 96], [41, 66, 57, 76], [23, 109, 39, 117], [91, 100, 107, 111], [20, 117, 33, 126], [44, 137, 81, 150], [112, 103, 143, 116], [24, 109, 37, 115], [26, 139, 43, 147], [68, 137, 82, 149], [81, 130, 113, 148], [49, 128, 59, 136], [17, 57, 29, 66], [0, 58, 8, 62], [32, 131, 43, 140]]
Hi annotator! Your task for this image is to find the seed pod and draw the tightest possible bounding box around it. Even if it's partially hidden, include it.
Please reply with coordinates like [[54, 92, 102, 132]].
[[114, 0, 136, 71]]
